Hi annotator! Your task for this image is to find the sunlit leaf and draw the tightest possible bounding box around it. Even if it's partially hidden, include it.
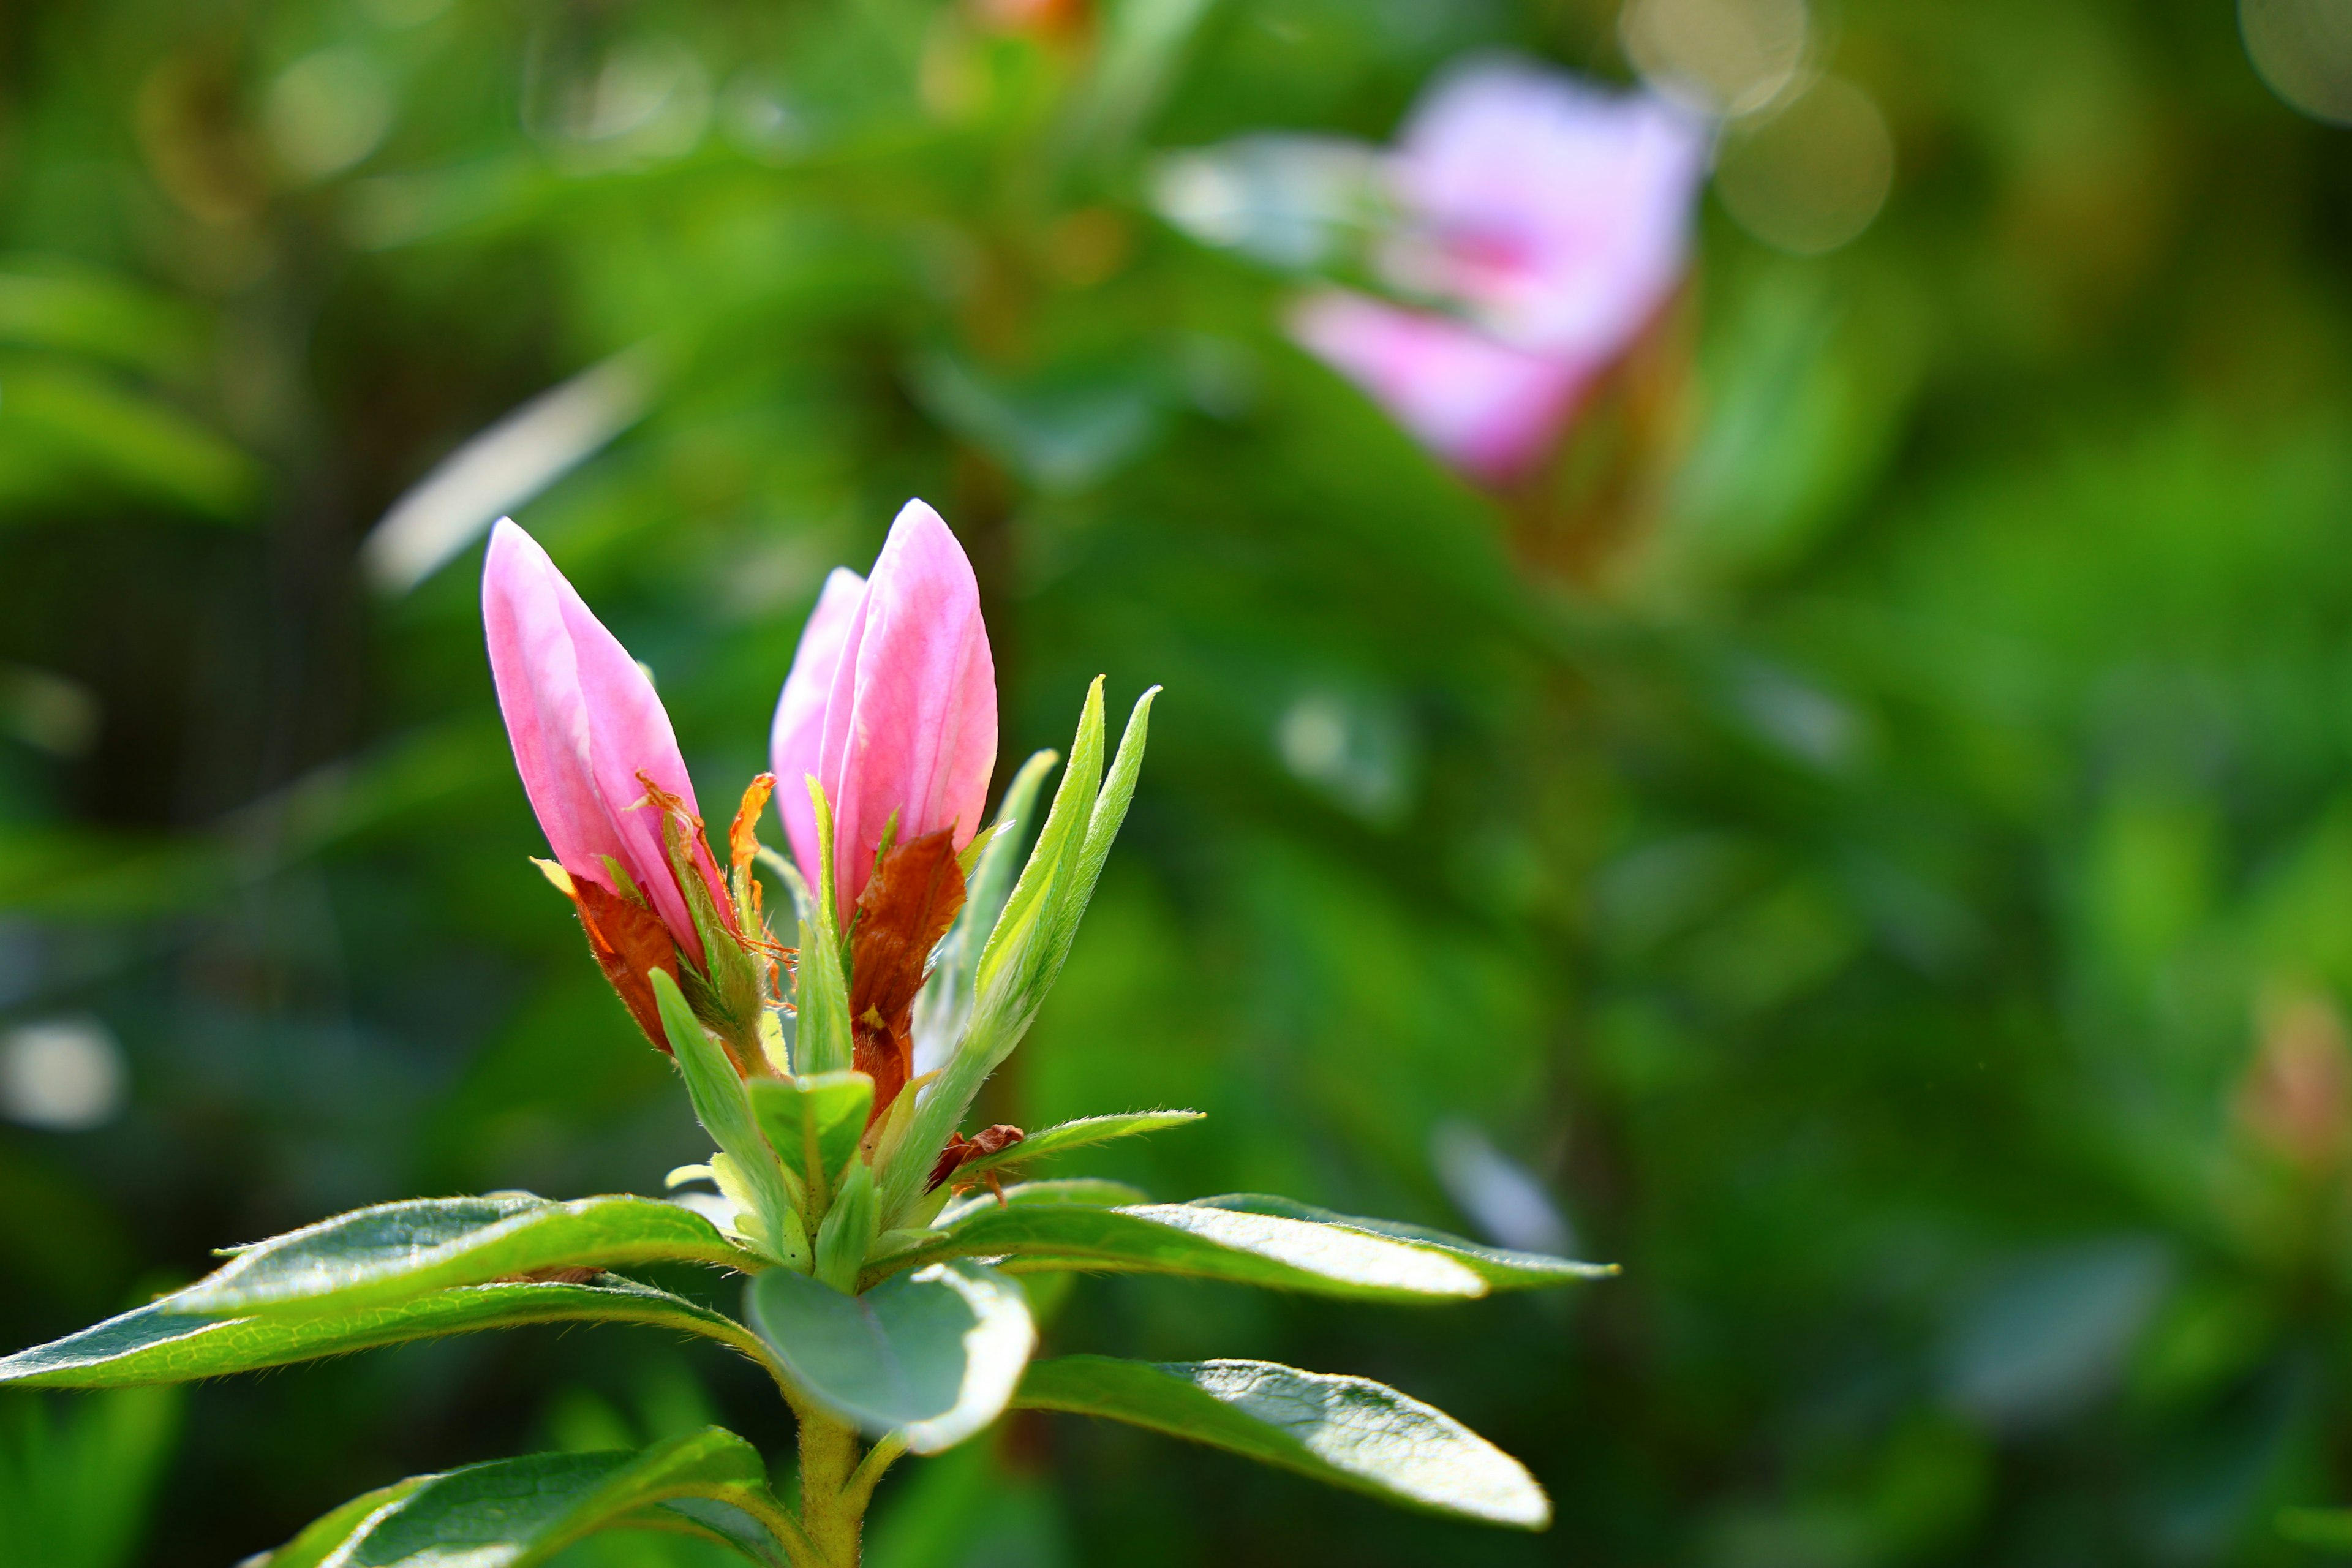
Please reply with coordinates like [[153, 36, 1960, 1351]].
[[251, 1428, 793, 1567], [0, 1275, 771, 1390], [1014, 1356, 1550, 1528], [745, 1261, 1034, 1453], [162, 1194, 760, 1319], [869, 1200, 1490, 1300]]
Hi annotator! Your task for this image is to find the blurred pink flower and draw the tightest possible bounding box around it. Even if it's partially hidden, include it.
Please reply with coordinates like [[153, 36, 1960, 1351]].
[[771, 500, 997, 919], [1291, 59, 1707, 482], [483, 519, 728, 966], [1387, 61, 1708, 363], [1289, 290, 1587, 483]]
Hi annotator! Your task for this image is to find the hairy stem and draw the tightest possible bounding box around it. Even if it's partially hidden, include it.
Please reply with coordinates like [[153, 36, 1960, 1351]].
[[796, 1408, 867, 1568]]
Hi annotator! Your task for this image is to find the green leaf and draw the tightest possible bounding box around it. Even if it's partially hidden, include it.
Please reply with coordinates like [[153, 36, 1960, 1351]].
[[746, 1071, 873, 1203], [946, 1109, 1203, 1183], [653, 970, 806, 1265], [884, 684, 1145, 1231], [1183, 1195, 1616, 1290], [745, 1262, 1035, 1453], [0, 1275, 771, 1390], [1013, 1356, 1550, 1529], [1050, 685, 1159, 974], [868, 1201, 1488, 1300], [789, 781, 854, 1076], [815, 1157, 878, 1294], [245, 1477, 429, 1568], [160, 1194, 760, 1319], [934, 1178, 1150, 1226], [252, 1428, 795, 1567], [911, 748, 1059, 1069], [976, 679, 1106, 1002]]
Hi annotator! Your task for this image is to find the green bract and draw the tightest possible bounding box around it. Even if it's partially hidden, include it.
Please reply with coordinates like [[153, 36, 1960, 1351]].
[[1, 682, 1610, 1567]]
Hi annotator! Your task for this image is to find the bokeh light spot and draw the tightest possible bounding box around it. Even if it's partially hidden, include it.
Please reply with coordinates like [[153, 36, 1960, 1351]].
[[1714, 75, 1894, 255], [0, 1016, 127, 1132], [2242, 0, 2352, 125], [265, 48, 394, 183], [1621, 0, 1810, 118]]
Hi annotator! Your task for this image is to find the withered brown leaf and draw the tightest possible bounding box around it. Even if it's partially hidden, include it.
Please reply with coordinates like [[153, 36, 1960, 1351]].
[[928, 1123, 1026, 1193], [848, 827, 967, 1124], [572, 875, 680, 1051]]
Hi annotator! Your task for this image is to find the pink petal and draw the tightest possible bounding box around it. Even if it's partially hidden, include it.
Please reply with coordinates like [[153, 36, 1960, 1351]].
[[1289, 289, 1589, 483], [815, 500, 998, 915], [1386, 61, 1709, 364], [483, 519, 720, 963], [770, 567, 869, 892]]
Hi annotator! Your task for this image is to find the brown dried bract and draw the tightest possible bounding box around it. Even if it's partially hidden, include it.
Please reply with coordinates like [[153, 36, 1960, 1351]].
[[928, 1123, 1026, 1193], [848, 827, 967, 1124], [572, 875, 680, 1050]]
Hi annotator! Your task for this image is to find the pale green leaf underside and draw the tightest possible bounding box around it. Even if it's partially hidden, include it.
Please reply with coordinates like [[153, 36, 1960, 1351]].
[[948, 1109, 1204, 1182], [254, 1428, 790, 1567], [1013, 1356, 1551, 1529], [0, 1274, 768, 1390], [165, 1194, 760, 1319], [745, 1261, 1035, 1454], [873, 1201, 1491, 1300], [1185, 1194, 1616, 1289]]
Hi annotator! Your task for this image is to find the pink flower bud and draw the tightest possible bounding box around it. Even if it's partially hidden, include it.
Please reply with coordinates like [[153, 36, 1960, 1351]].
[[483, 519, 726, 965], [771, 500, 998, 919]]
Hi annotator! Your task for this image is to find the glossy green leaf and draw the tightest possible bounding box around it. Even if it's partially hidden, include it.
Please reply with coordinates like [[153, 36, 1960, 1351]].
[[886, 684, 1153, 1230], [745, 1261, 1035, 1453], [1183, 1195, 1616, 1290], [251, 1428, 794, 1567], [1013, 1356, 1550, 1529], [946, 1109, 1204, 1182], [653, 970, 805, 1265], [869, 1201, 1487, 1299], [746, 1071, 872, 1197], [975, 679, 1105, 1002], [786, 782, 855, 1076], [0, 1275, 771, 1390], [933, 1178, 1150, 1227], [910, 748, 1059, 1071], [162, 1194, 759, 1319]]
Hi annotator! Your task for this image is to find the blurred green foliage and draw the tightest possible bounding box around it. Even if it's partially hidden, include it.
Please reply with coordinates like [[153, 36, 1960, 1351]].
[[0, 0, 2349, 1563]]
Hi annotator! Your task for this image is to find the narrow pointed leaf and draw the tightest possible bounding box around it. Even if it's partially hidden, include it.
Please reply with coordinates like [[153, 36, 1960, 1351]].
[[788, 785, 854, 1074], [251, 1428, 793, 1567], [867, 1202, 1487, 1300], [912, 748, 1059, 1071], [976, 679, 1104, 998], [745, 1261, 1034, 1453], [1184, 1195, 1615, 1290], [0, 1274, 772, 1390], [653, 970, 805, 1264], [933, 1178, 1152, 1228], [747, 1072, 873, 1197], [1041, 685, 1158, 978], [1013, 1356, 1550, 1529], [162, 1194, 758, 1319], [946, 1109, 1203, 1183]]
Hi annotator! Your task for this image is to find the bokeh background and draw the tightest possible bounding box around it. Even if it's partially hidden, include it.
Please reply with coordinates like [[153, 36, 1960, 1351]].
[[4, 0, 2352, 1563]]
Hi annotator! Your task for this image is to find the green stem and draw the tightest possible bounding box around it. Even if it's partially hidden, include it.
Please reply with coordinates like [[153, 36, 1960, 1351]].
[[796, 1408, 867, 1568]]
